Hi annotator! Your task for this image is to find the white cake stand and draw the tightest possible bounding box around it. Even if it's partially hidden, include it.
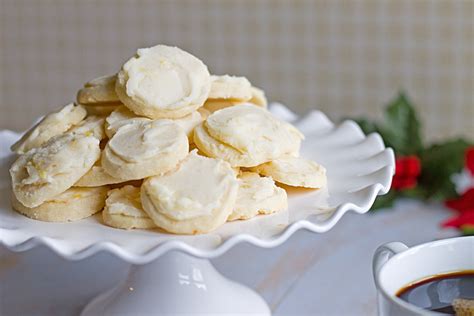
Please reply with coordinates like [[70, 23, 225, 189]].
[[0, 104, 394, 315]]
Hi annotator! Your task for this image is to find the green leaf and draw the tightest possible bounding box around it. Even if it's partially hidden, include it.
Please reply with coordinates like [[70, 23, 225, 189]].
[[400, 186, 426, 199], [370, 190, 397, 211], [419, 138, 473, 201], [377, 92, 423, 155]]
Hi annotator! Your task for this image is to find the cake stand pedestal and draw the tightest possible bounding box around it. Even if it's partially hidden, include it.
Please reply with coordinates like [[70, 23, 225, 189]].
[[81, 250, 270, 315]]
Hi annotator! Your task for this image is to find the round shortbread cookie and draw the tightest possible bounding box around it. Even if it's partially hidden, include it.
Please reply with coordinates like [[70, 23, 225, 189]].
[[82, 103, 121, 116], [173, 110, 203, 139], [205, 105, 303, 162], [248, 86, 268, 108], [141, 150, 238, 234], [250, 156, 327, 188], [10, 133, 101, 207], [74, 157, 124, 187], [105, 106, 150, 138], [10, 103, 87, 154], [85, 74, 117, 87], [193, 122, 260, 167], [68, 116, 106, 140], [102, 185, 155, 230], [203, 99, 243, 113], [195, 104, 303, 167], [77, 74, 119, 104], [208, 75, 252, 101], [228, 172, 287, 221], [102, 120, 188, 180], [197, 107, 211, 119], [115, 45, 211, 119], [11, 185, 108, 222]]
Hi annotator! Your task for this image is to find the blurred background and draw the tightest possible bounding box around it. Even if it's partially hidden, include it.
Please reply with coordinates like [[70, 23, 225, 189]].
[[1, 0, 472, 141]]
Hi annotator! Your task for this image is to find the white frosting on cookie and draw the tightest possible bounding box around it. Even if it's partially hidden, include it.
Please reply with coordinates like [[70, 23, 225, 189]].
[[116, 45, 211, 118], [205, 104, 303, 162], [105, 185, 147, 218], [108, 120, 178, 162], [10, 133, 101, 207], [68, 116, 105, 140], [141, 150, 238, 234], [105, 106, 150, 138], [102, 119, 188, 180], [228, 172, 287, 221], [208, 75, 252, 100], [10, 103, 87, 154]]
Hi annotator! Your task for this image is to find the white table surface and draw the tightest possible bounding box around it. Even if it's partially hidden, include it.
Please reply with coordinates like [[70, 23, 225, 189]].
[[0, 200, 457, 316]]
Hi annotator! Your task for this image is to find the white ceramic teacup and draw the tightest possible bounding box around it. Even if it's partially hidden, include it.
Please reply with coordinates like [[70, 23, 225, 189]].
[[373, 236, 474, 315]]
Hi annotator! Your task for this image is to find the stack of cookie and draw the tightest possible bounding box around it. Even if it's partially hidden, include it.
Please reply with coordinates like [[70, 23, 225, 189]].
[[9, 45, 327, 235]]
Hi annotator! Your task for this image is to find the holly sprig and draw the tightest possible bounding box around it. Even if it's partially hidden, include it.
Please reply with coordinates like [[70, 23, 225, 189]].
[[353, 92, 473, 210]]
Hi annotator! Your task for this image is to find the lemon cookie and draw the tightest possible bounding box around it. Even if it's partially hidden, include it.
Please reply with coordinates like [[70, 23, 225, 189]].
[[196, 104, 303, 166], [10, 133, 101, 208], [10, 103, 87, 154], [203, 99, 243, 113], [173, 110, 203, 139], [141, 150, 238, 234], [68, 116, 105, 140], [197, 107, 211, 119], [228, 172, 287, 221], [208, 75, 252, 101], [12, 186, 108, 222], [102, 185, 155, 230], [249, 86, 268, 108], [193, 122, 259, 167], [85, 74, 117, 87], [74, 157, 124, 187], [250, 156, 327, 188], [77, 74, 120, 104], [115, 45, 211, 119], [102, 120, 188, 180], [104, 106, 150, 138], [82, 103, 121, 116]]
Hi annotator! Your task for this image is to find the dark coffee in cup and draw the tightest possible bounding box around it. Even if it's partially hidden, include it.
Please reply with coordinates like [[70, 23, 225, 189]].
[[397, 270, 474, 315]]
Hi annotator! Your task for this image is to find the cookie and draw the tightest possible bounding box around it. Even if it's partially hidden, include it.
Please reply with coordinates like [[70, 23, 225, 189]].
[[248, 86, 268, 108], [228, 172, 287, 221], [102, 120, 188, 180], [208, 75, 252, 101], [102, 185, 155, 230], [77, 74, 120, 104], [84, 74, 117, 87], [74, 157, 124, 187], [203, 99, 243, 113], [196, 104, 304, 166], [68, 116, 106, 140], [10, 133, 101, 207], [193, 122, 259, 167], [250, 156, 327, 188], [104, 105, 150, 138], [197, 107, 211, 119], [141, 150, 238, 234], [115, 45, 211, 119], [10, 103, 87, 154], [81, 103, 121, 116], [11, 185, 108, 222], [173, 110, 203, 139]]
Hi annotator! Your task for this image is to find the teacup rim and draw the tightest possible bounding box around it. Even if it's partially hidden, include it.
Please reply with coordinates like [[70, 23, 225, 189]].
[[374, 236, 474, 316]]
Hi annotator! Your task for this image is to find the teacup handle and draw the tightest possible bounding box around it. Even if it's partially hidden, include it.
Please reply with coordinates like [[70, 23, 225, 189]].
[[372, 242, 409, 278]]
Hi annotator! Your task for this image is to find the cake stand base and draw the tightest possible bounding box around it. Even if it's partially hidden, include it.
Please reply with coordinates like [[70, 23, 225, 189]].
[[81, 251, 271, 315]]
